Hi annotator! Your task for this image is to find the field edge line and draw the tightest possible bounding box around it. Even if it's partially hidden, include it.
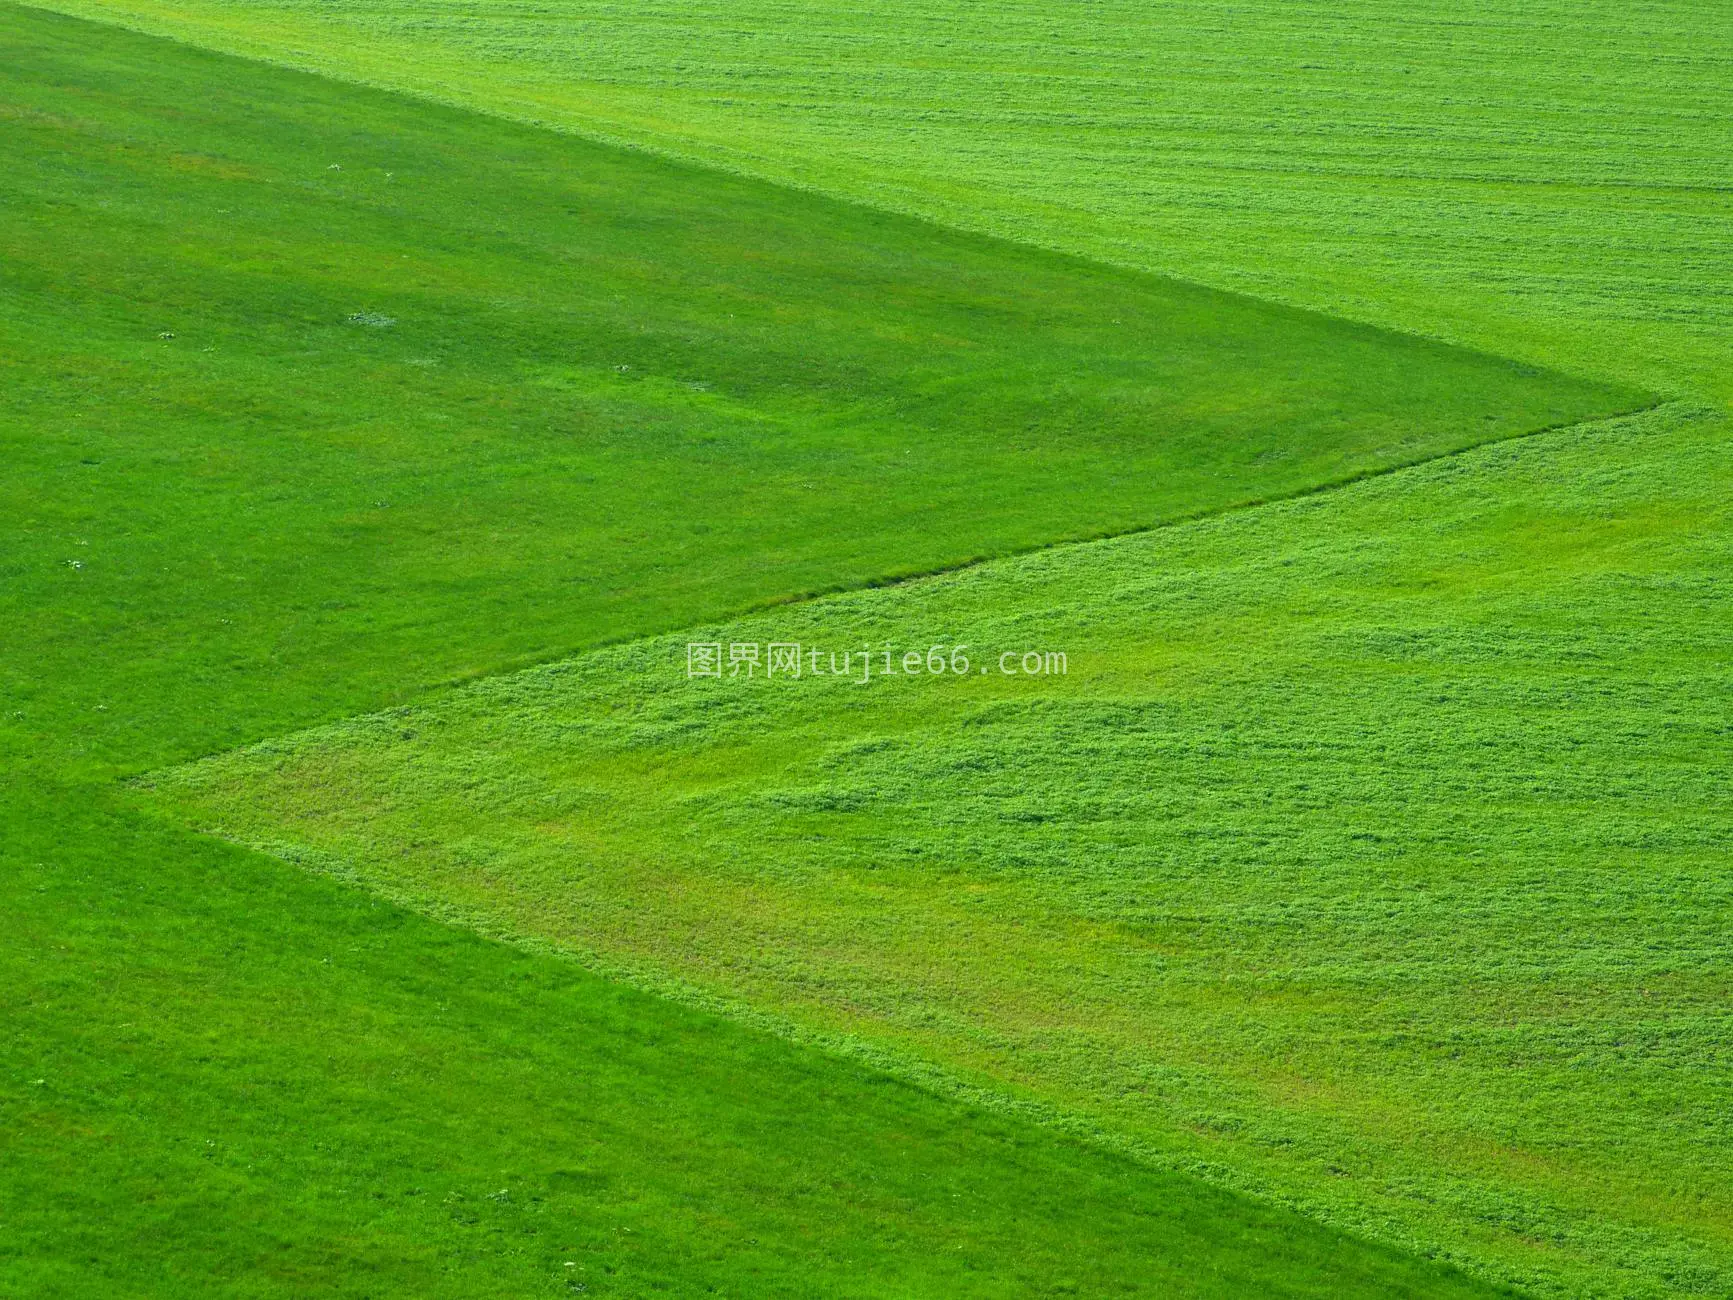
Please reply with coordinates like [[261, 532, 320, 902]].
[[6, 0, 1675, 397]]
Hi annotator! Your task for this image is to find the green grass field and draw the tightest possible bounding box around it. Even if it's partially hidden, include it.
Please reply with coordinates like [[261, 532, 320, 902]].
[[22, 0, 1732, 401], [7, 0, 1728, 1295], [153, 401, 1733, 1296], [5, 4, 1627, 770], [9, 782, 1518, 1299], [0, 5, 1572, 1295]]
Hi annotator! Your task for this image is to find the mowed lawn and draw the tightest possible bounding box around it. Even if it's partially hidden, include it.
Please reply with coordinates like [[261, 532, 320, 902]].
[[4, 782, 1516, 1300], [153, 402, 1733, 1297], [0, 5, 1634, 773], [0, 7, 1562, 1297], [28, 0, 1733, 401]]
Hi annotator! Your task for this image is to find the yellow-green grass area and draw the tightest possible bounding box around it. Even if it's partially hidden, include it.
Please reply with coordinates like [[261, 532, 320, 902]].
[[150, 401, 1733, 1298], [1, 4, 1635, 775], [26, 0, 1733, 402]]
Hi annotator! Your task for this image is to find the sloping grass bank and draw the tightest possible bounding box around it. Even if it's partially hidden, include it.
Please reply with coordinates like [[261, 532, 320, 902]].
[[2, 4, 1628, 775], [24, 0, 1731, 399]]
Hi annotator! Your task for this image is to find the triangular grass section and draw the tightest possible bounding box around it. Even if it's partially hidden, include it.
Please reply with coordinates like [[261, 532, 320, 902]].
[[1, 3, 1645, 776], [149, 403, 1733, 1297]]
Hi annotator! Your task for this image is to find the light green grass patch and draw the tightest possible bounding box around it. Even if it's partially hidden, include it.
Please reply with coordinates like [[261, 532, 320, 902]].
[[151, 403, 1733, 1298], [28, 0, 1732, 399]]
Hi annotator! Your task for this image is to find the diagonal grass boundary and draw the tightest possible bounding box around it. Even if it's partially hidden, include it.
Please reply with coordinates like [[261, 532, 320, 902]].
[[3, 0, 1650, 777], [141, 399, 1715, 1299]]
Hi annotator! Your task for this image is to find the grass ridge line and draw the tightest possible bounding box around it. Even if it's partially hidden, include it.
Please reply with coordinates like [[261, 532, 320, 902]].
[[400, 397, 1672, 703], [186, 807, 1528, 1295], [164, 399, 1704, 1300], [10, 0, 1658, 394]]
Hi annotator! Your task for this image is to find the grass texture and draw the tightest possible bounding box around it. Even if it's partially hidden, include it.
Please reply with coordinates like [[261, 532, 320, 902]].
[[154, 402, 1733, 1297], [6, 777, 1510, 1299], [8, 0, 1725, 1294], [25, 0, 1733, 401], [1, 4, 1629, 773], [0, 7, 1542, 1296]]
